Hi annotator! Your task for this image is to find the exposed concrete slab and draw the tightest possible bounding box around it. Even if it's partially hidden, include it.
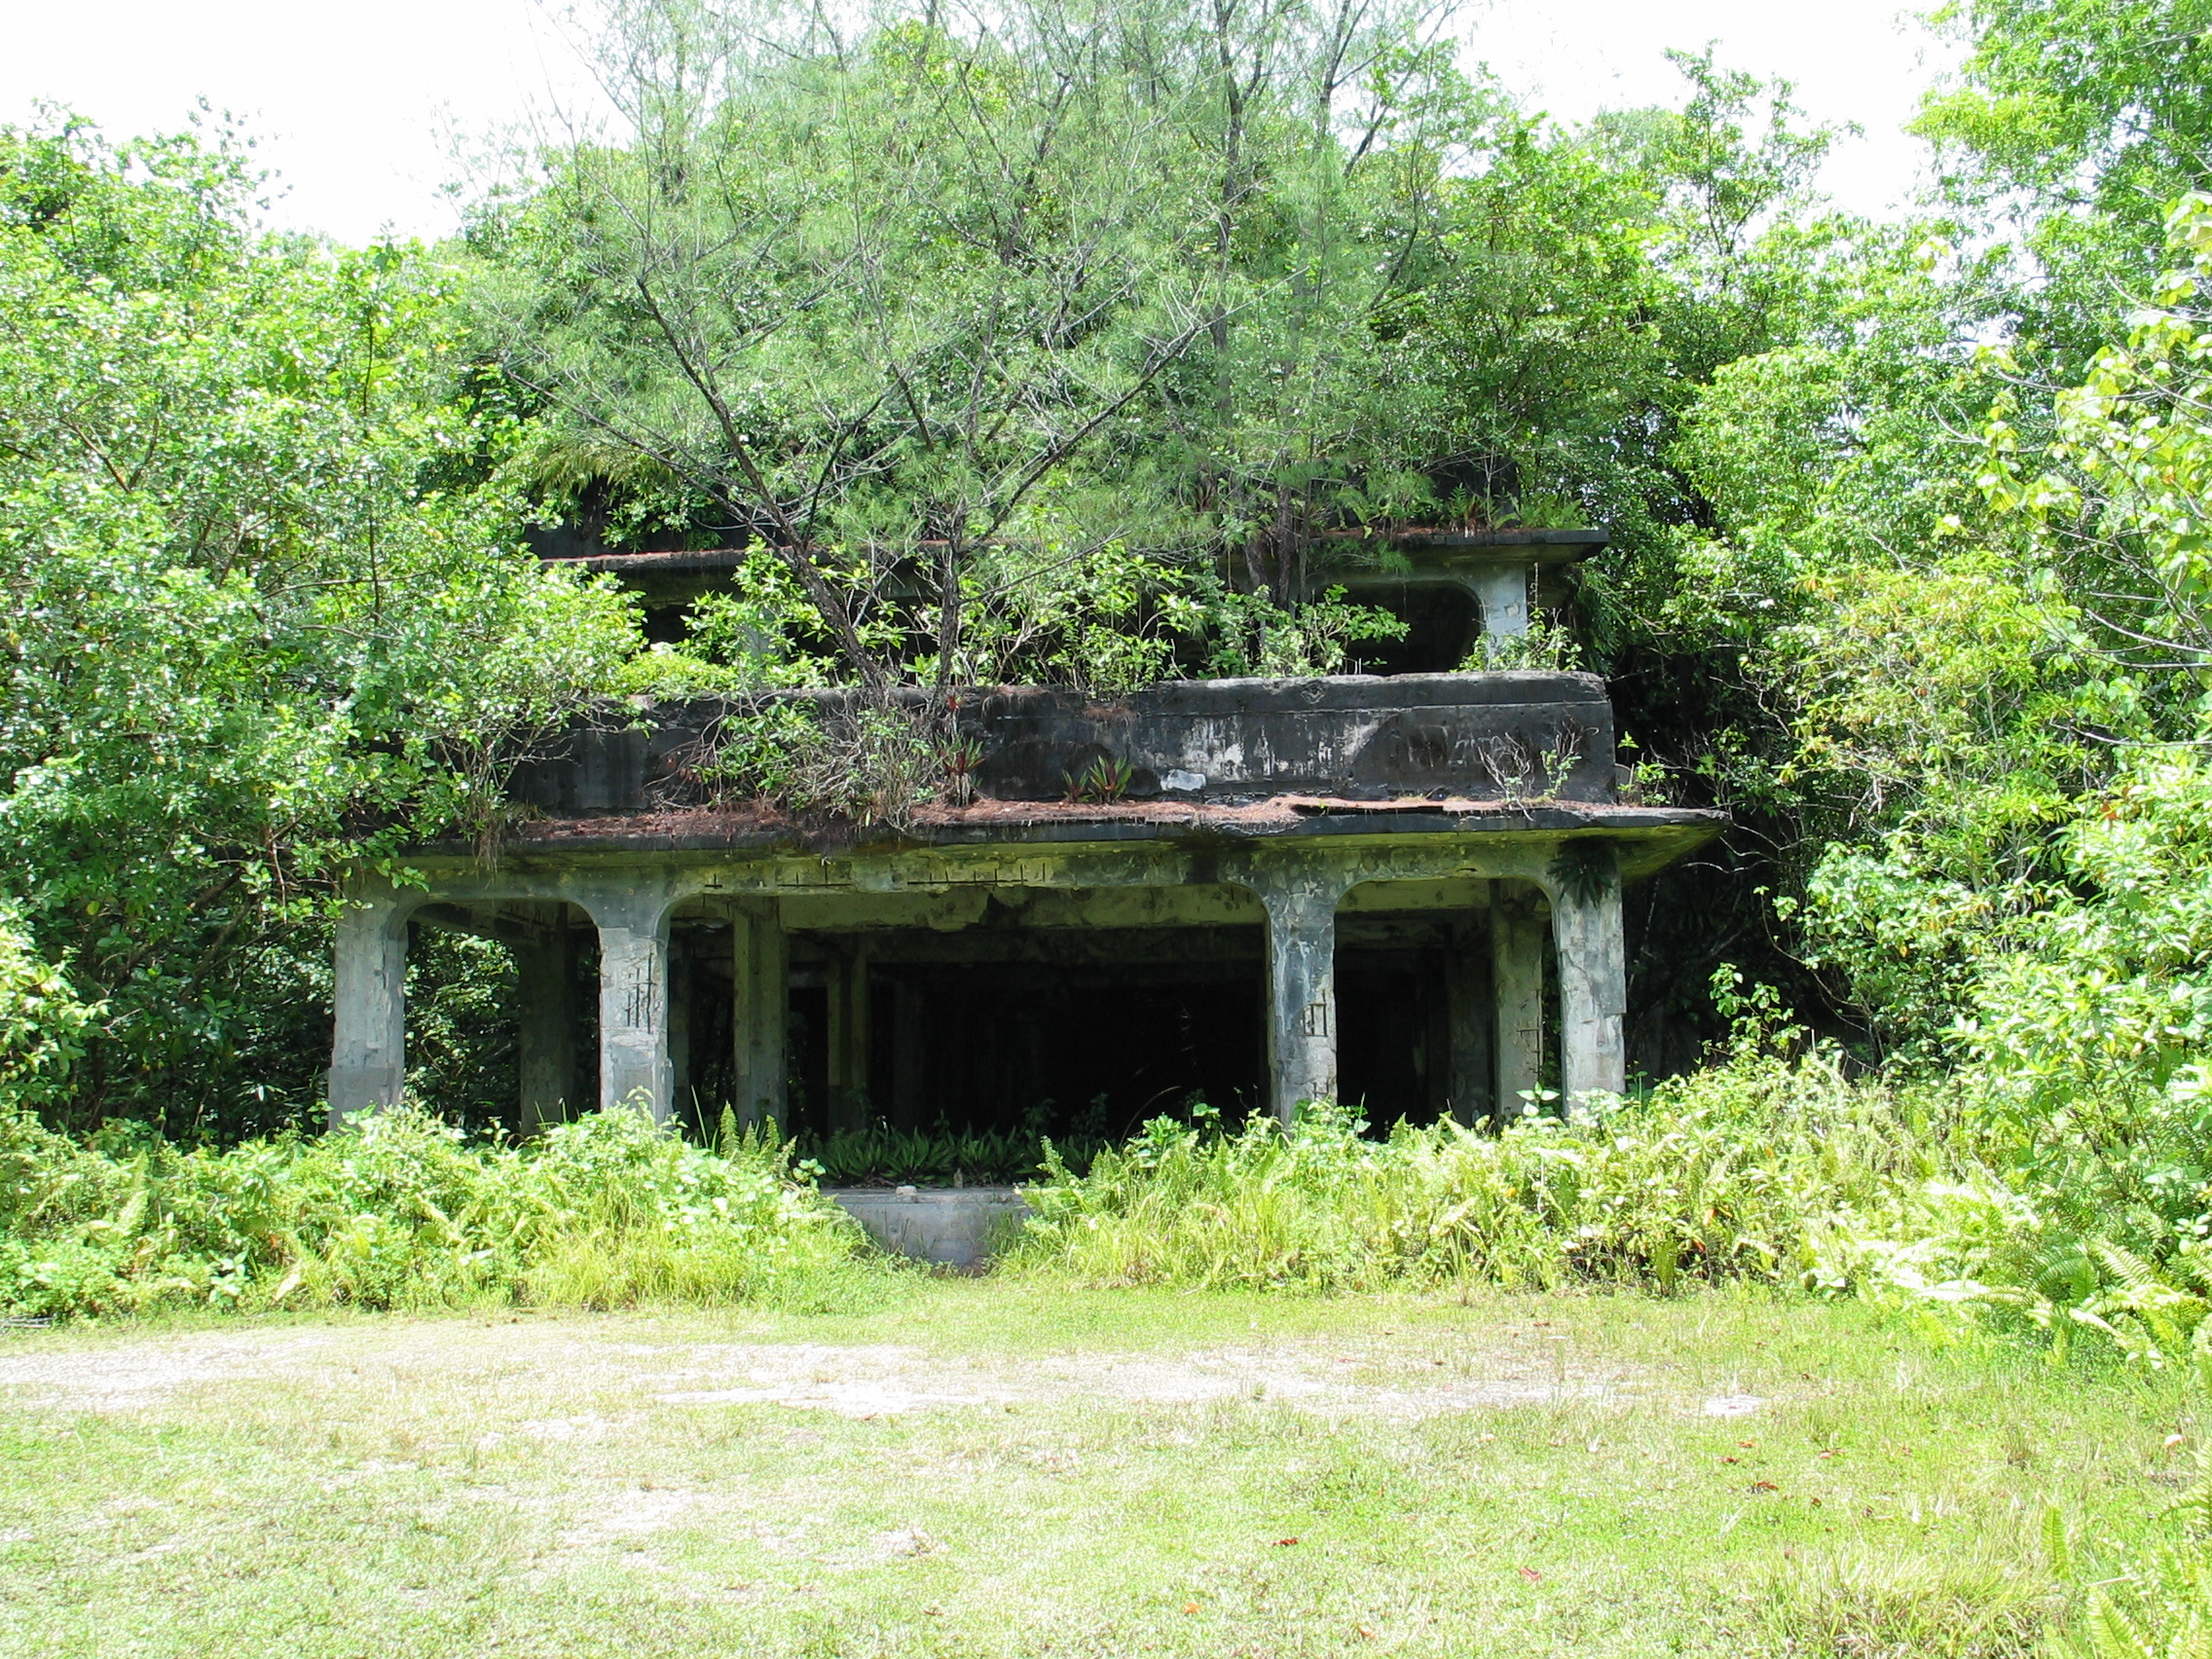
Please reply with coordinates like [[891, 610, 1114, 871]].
[[829, 1187, 1032, 1271]]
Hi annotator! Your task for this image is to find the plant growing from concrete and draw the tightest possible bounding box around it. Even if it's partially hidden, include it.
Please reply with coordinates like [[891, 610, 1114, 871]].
[[700, 698, 945, 828], [1463, 612, 1585, 673], [1536, 724, 1590, 799], [937, 732, 986, 807], [1477, 732, 1537, 802], [1063, 755, 1137, 805]]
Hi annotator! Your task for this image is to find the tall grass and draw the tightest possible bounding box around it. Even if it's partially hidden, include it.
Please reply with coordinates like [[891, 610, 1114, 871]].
[[1000, 1055, 1980, 1295], [1002, 1050, 2212, 1373], [0, 1103, 890, 1318]]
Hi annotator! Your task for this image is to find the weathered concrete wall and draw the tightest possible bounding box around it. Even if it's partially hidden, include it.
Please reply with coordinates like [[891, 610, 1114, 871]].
[[506, 672, 1617, 814]]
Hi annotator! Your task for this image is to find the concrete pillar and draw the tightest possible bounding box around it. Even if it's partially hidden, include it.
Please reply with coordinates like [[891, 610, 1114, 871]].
[[1255, 869, 1347, 1125], [515, 920, 576, 1133], [1492, 882, 1546, 1120], [585, 886, 674, 1122], [827, 943, 870, 1133], [1552, 845, 1627, 1121], [730, 903, 788, 1129], [327, 889, 410, 1128], [1471, 562, 1530, 638], [667, 931, 693, 1124], [891, 977, 926, 1127], [1445, 911, 1494, 1126]]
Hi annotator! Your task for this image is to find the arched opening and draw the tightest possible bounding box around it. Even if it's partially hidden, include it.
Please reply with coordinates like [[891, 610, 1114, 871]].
[[409, 900, 597, 1137], [1334, 877, 1495, 1126]]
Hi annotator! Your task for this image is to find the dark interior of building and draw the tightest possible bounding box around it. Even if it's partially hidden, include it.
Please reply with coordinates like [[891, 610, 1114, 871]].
[[444, 898, 1542, 1155]]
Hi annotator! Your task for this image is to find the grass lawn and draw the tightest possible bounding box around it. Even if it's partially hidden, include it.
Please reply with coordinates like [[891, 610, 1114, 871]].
[[0, 1282, 2183, 1657]]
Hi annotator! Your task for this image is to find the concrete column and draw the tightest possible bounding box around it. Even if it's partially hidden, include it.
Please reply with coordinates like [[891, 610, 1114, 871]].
[[515, 920, 576, 1133], [730, 903, 788, 1129], [891, 977, 926, 1127], [585, 886, 675, 1122], [327, 889, 410, 1128], [1492, 882, 1546, 1119], [1445, 911, 1494, 1126], [827, 943, 870, 1133], [1551, 845, 1627, 1121], [1255, 869, 1347, 1126], [1471, 561, 1530, 638], [667, 931, 693, 1124]]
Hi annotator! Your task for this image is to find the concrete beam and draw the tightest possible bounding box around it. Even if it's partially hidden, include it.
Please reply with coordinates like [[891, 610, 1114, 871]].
[[1492, 883, 1546, 1119], [582, 883, 676, 1121], [1551, 846, 1627, 1120], [328, 887, 411, 1128], [391, 820, 1656, 916], [1338, 875, 1493, 915]]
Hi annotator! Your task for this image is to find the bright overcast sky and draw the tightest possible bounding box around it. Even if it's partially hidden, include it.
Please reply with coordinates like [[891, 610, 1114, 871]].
[[0, 0, 1954, 244]]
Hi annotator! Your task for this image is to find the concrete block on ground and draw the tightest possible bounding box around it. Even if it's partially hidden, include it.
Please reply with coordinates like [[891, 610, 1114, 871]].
[[829, 1187, 1032, 1271]]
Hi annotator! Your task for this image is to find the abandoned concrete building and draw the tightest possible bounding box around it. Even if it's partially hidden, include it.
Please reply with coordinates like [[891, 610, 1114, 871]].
[[326, 531, 1726, 1139]]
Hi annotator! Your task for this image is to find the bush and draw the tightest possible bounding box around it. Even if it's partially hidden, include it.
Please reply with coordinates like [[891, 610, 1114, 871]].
[[1000, 1058, 1982, 1295], [0, 1103, 890, 1319], [1001, 1048, 2212, 1372]]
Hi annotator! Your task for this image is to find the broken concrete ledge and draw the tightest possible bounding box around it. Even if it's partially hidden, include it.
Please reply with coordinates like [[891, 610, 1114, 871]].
[[829, 1186, 1033, 1272], [505, 670, 1621, 815]]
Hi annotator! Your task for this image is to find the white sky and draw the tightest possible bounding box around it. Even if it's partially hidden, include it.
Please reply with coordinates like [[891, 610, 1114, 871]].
[[0, 0, 1955, 244]]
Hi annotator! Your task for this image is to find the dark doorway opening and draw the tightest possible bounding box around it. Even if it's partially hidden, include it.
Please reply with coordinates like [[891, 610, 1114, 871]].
[[865, 950, 1268, 1141]]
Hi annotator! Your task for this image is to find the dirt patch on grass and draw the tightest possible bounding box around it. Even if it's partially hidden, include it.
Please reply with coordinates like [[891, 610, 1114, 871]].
[[0, 1332, 338, 1410], [0, 1319, 1633, 1421]]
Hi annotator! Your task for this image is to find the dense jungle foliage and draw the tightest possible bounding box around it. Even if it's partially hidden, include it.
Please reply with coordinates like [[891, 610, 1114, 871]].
[[20, 11, 2212, 1633], [14, 0, 2212, 1395]]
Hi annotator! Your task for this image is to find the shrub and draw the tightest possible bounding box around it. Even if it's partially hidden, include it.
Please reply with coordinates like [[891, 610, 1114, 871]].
[[0, 1103, 889, 1319], [1002, 1048, 2212, 1370], [1000, 1057, 1982, 1295]]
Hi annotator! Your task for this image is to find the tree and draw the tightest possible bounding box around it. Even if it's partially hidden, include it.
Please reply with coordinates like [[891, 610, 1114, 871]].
[[476, 0, 1487, 691], [0, 119, 638, 1134]]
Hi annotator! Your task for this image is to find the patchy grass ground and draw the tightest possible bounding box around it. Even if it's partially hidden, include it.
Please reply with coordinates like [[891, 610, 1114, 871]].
[[0, 1283, 2183, 1657]]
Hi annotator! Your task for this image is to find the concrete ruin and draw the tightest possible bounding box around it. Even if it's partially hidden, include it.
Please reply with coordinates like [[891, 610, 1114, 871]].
[[327, 533, 1725, 1139]]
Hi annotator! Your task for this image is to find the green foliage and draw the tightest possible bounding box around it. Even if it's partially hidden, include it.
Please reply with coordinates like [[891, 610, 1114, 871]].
[[797, 1119, 1107, 1187], [0, 903, 96, 1112], [0, 1102, 886, 1319], [0, 119, 640, 1134], [2048, 1466, 2212, 1658], [700, 697, 946, 828], [1001, 1030, 2212, 1385], [1920, 0, 2212, 361], [1002, 1067, 1970, 1295], [1198, 586, 1410, 679]]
